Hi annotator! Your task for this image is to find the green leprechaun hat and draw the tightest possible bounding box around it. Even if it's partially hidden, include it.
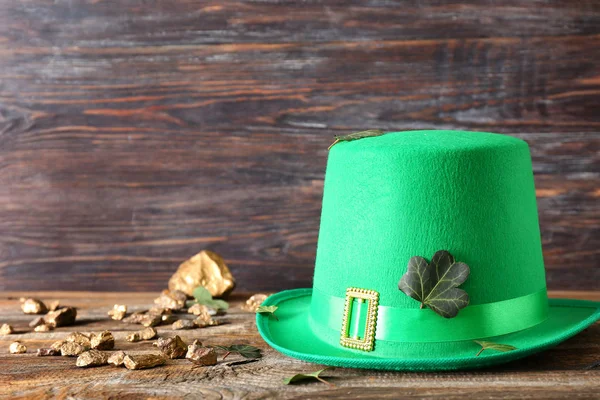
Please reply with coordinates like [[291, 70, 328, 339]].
[[257, 130, 599, 371]]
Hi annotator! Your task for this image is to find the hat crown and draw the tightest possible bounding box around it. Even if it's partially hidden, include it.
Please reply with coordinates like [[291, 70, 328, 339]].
[[312, 130, 546, 310]]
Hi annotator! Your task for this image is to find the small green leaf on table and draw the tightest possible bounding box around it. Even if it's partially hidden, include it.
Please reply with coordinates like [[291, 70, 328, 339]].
[[214, 344, 262, 359], [192, 286, 229, 311], [328, 129, 386, 150], [283, 367, 335, 386], [474, 340, 517, 357], [256, 305, 278, 320]]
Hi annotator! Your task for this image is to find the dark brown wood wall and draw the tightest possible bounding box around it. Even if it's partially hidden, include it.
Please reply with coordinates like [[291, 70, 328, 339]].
[[0, 1, 598, 292]]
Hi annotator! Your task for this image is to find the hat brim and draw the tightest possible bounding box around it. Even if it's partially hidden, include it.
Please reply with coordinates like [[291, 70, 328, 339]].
[[256, 289, 600, 371]]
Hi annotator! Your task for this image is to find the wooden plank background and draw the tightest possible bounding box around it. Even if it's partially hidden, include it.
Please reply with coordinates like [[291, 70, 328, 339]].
[[0, 0, 598, 292]]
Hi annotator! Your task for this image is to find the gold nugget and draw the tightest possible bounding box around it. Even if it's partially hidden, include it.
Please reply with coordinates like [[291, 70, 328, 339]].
[[241, 294, 269, 312], [91, 331, 115, 350], [76, 350, 109, 367], [154, 290, 187, 311], [20, 298, 47, 314], [172, 319, 195, 330], [108, 304, 127, 320], [46, 307, 77, 327], [126, 327, 157, 342], [65, 332, 91, 349], [123, 354, 166, 370], [168, 250, 235, 298], [9, 341, 26, 354], [50, 340, 65, 351], [153, 336, 188, 359], [60, 342, 86, 357], [0, 324, 14, 335], [108, 351, 126, 367], [186, 341, 217, 366], [34, 324, 53, 332]]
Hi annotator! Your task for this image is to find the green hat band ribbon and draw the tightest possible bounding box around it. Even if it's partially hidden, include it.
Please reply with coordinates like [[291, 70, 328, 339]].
[[310, 288, 549, 343]]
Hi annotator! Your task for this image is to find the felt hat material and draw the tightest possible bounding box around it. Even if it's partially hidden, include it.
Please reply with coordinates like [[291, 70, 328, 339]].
[[257, 130, 600, 371]]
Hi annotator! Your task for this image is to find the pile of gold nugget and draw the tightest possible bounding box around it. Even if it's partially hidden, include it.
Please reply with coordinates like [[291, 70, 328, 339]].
[[3, 250, 271, 370]]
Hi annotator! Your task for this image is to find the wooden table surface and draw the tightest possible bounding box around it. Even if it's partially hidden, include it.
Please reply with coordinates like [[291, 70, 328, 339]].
[[1, 291, 598, 399]]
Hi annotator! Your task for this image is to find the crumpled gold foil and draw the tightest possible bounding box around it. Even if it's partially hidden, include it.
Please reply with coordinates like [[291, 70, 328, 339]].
[[168, 250, 235, 298]]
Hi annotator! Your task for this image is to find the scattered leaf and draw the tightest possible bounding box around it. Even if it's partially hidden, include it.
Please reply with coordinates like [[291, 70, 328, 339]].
[[213, 344, 262, 359], [398, 250, 470, 318], [328, 129, 386, 150], [474, 340, 517, 357], [283, 367, 334, 386], [256, 305, 278, 320], [192, 286, 229, 311]]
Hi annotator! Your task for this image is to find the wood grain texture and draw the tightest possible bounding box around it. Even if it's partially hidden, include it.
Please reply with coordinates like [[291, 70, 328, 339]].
[[0, 1, 598, 292], [1, 291, 599, 399]]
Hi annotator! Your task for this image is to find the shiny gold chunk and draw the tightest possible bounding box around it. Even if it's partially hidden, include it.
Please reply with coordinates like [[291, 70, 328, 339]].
[[108, 304, 127, 321], [20, 298, 47, 314], [188, 303, 208, 316], [126, 327, 157, 342], [122, 311, 160, 327], [91, 331, 115, 350], [60, 342, 86, 357], [141, 314, 162, 327], [153, 290, 187, 311], [9, 341, 26, 354], [122, 311, 146, 324], [172, 319, 195, 330], [193, 315, 218, 328], [186, 342, 217, 366], [108, 351, 126, 367], [153, 336, 188, 359], [189, 303, 218, 328], [123, 353, 166, 370], [148, 306, 173, 316], [50, 340, 65, 351], [46, 307, 77, 327], [65, 332, 91, 349], [34, 324, 53, 332], [76, 350, 109, 367], [0, 324, 14, 335], [168, 250, 235, 298], [241, 294, 269, 312], [126, 332, 141, 342]]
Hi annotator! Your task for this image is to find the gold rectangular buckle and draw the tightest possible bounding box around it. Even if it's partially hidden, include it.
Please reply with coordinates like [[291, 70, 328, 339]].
[[340, 287, 379, 351]]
